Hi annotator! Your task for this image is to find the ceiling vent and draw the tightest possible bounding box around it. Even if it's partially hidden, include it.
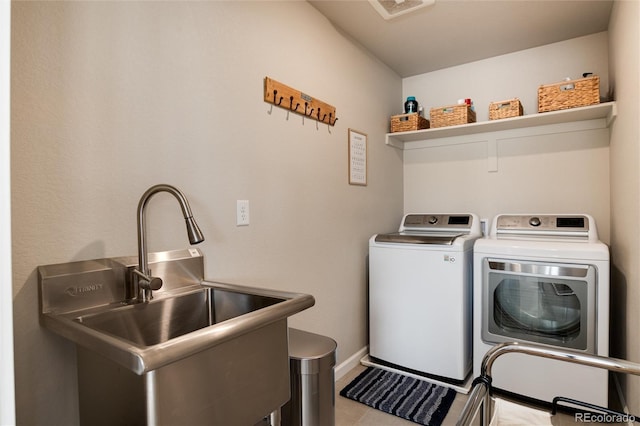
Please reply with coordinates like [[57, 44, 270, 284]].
[[368, 0, 436, 20]]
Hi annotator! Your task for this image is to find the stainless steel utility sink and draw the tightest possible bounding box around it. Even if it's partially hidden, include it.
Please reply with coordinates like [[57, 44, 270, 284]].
[[38, 248, 315, 425], [74, 286, 284, 347]]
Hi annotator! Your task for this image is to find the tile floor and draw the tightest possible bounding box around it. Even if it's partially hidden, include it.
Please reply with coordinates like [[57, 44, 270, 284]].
[[334, 364, 618, 426]]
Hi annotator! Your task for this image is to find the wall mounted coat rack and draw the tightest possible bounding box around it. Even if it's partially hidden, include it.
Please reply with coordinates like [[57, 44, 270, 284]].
[[264, 77, 338, 126]]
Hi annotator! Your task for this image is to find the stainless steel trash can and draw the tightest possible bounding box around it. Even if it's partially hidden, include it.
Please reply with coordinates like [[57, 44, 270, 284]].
[[282, 328, 337, 426]]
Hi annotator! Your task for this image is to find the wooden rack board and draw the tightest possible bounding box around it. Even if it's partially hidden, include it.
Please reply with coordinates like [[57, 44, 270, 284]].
[[264, 77, 338, 126]]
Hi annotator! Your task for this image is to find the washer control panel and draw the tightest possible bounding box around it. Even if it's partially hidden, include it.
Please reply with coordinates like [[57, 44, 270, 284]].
[[401, 214, 473, 231]]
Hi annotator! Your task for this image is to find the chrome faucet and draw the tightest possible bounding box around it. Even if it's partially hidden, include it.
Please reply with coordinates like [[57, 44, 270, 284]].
[[134, 184, 205, 302]]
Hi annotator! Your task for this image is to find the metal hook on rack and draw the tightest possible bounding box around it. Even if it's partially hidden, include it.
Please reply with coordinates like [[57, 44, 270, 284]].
[[289, 96, 300, 112], [331, 116, 339, 126], [274, 89, 283, 106], [317, 107, 321, 120]]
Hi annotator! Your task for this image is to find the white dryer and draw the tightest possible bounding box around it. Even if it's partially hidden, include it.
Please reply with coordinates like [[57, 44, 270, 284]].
[[369, 213, 481, 383], [473, 214, 609, 406]]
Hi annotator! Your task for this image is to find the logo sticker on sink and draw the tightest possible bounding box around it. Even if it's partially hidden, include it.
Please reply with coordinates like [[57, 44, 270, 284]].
[[65, 283, 104, 296]]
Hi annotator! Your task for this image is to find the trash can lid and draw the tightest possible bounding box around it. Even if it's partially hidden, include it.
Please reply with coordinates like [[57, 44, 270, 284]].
[[288, 328, 337, 373]]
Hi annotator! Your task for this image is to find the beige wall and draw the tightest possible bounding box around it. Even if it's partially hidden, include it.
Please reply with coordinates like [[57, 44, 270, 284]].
[[11, 2, 402, 424], [402, 33, 611, 241], [609, 0, 640, 414]]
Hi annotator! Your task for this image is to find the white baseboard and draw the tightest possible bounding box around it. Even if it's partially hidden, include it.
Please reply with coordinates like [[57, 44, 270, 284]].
[[360, 354, 472, 394], [335, 346, 368, 381]]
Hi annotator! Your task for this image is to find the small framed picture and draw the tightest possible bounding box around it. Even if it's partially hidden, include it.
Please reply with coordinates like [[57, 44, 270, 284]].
[[348, 129, 367, 186]]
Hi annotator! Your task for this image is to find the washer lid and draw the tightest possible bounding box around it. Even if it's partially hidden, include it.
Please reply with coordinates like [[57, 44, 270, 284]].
[[374, 232, 463, 245]]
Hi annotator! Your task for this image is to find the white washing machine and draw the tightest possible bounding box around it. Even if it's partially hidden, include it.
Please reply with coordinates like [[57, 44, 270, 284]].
[[473, 214, 609, 406], [369, 213, 481, 383]]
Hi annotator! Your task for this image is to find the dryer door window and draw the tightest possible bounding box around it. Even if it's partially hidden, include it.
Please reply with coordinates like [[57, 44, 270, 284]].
[[494, 278, 581, 339], [482, 259, 597, 352]]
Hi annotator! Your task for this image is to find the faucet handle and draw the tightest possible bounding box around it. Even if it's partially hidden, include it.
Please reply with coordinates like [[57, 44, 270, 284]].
[[146, 276, 163, 291], [133, 269, 163, 291]]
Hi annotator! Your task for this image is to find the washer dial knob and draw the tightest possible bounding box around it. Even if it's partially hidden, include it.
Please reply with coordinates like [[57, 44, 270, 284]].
[[529, 217, 541, 227], [427, 216, 438, 225]]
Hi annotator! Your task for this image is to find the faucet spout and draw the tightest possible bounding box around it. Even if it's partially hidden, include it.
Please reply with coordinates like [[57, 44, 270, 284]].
[[135, 184, 205, 302]]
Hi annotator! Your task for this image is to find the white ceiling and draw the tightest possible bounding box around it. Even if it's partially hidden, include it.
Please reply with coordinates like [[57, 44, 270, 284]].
[[308, 0, 613, 77]]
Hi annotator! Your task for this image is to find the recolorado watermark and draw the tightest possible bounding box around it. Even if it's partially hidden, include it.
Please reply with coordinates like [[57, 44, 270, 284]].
[[575, 412, 636, 423]]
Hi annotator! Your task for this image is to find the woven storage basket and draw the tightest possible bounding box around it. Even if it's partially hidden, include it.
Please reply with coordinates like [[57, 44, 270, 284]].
[[489, 99, 523, 120], [538, 76, 599, 113], [390, 113, 429, 133], [430, 104, 476, 128]]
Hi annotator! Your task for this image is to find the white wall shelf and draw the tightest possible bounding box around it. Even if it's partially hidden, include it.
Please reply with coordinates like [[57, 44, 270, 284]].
[[386, 102, 616, 172], [386, 102, 616, 146]]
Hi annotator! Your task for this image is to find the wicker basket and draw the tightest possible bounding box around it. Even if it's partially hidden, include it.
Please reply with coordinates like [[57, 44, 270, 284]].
[[390, 113, 430, 133], [538, 76, 600, 113], [430, 104, 476, 128], [489, 99, 523, 120]]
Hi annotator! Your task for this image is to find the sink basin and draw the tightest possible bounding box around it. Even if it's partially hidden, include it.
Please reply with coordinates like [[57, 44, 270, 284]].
[[75, 286, 284, 347], [38, 249, 315, 425], [39, 249, 315, 373], [43, 279, 314, 374]]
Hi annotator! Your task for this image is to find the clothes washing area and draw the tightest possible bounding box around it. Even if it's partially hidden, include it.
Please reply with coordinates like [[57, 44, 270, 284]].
[[366, 213, 481, 392], [365, 212, 614, 405]]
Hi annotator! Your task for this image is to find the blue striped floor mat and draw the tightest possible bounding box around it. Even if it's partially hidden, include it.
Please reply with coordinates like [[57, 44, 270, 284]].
[[339, 367, 457, 425]]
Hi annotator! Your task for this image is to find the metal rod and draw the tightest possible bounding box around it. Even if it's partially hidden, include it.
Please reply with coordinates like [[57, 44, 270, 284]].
[[457, 342, 640, 426], [482, 342, 640, 379], [456, 379, 489, 426]]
